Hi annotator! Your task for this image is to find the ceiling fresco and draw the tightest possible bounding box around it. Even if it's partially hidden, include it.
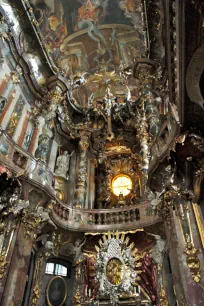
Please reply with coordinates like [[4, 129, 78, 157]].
[[29, 0, 149, 107], [31, 0, 148, 73], [0, 0, 52, 87]]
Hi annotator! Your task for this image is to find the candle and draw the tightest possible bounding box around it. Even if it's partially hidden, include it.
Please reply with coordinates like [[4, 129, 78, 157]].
[[88, 288, 92, 297]]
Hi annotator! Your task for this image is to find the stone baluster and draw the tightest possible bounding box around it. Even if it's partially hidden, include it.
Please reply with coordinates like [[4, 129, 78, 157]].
[[98, 214, 102, 225], [126, 210, 131, 223], [115, 212, 119, 224], [132, 209, 137, 221], [92, 213, 96, 225], [135, 208, 140, 220], [110, 213, 114, 224], [73, 132, 90, 208], [120, 211, 126, 223], [103, 213, 107, 225], [62, 208, 67, 220]]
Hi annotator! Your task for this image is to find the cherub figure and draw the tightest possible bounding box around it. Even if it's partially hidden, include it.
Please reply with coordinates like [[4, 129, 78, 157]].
[[36, 233, 54, 257], [37, 206, 57, 229], [63, 237, 87, 266]]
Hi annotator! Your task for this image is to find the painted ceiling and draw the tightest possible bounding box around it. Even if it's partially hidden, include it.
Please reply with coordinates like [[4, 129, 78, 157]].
[[30, 0, 149, 106]]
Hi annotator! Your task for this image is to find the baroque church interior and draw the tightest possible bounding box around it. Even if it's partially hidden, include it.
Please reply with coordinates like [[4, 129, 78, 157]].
[[0, 0, 203, 305]]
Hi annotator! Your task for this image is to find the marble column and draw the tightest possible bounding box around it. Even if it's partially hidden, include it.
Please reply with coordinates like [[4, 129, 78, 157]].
[[13, 105, 27, 142], [28, 126, 40, 155], [0, 90, 18, 127], [17, 112, 30, 147], [0, 225, 34, 306], [0, 74, 10, 95], [73, 132, 90, 208], [0, 218, 19, 303]]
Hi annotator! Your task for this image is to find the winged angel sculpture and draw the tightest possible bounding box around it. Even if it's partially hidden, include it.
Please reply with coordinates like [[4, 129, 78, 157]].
[[61, 237, 87, 266]]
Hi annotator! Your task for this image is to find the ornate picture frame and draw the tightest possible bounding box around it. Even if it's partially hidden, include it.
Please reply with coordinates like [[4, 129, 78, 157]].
[[46, 276, 68, 306]]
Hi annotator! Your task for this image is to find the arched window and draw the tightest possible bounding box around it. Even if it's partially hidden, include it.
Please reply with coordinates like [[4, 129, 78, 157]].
[[45, 258, 71, 277]]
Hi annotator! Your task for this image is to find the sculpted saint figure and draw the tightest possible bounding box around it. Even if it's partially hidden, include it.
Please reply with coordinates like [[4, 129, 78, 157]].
[[54, 151, 74, 180]]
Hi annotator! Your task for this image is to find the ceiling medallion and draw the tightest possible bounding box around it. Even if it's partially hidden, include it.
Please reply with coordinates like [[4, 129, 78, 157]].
[[95, 233, 139, 304]]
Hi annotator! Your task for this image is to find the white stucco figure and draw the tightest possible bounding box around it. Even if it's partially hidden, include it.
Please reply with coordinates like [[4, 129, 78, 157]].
[[54, 150, 74, 180], [148, 233, 166, 266], [12, 199, 29, 216], [37, 206, 57, 229]]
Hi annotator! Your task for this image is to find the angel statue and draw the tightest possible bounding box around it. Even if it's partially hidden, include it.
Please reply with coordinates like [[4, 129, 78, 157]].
[[54, 150, 74, 180], [36, 233, 54, 257], [37, 206, 57, 229], [63, 237, 87, 266], [146, 188, 163, 211], [148, 233, 166, 266]]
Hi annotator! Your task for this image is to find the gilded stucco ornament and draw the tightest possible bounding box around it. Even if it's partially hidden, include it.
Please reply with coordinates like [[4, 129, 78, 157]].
[[22, 210, 42, 239], [185, 234, 201, 283], [74, 288, 81, 306], [0, 248, 8, 279], [159, 285, 168, 306]]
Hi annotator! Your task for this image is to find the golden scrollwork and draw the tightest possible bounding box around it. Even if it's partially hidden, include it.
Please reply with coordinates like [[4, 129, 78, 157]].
[[0, 248, 8, 279], [74, 288, 81, 306], [185, 234, 201, 283], [22, 212, 41, 239], [31, 282, 40, 306], [46, 89, 66, 105], [159, 285, 168, 306], [85, 228, 144, 237]]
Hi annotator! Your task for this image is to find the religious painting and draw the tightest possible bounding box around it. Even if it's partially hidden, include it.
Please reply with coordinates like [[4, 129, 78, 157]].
[[30, 0, 148, 75]]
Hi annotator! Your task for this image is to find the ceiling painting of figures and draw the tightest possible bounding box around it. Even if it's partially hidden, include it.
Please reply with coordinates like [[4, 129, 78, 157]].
[[30, 0, 149, 108], [31, 0, 148, 74]]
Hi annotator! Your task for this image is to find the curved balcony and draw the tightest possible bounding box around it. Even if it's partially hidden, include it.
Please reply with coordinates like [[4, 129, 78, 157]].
[[52, 201, 162, 232], [0, 128, 55, 196]]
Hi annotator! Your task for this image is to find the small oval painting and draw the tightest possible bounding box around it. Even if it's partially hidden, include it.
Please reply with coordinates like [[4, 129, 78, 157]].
[[46, 276, 67, 306], [106, 258, 124, 286]]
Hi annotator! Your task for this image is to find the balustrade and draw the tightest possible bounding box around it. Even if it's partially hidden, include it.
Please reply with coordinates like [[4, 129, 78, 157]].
[[0, 128, 55, 195], [52, 200, 161, 231], [0, 128, 162, 231]]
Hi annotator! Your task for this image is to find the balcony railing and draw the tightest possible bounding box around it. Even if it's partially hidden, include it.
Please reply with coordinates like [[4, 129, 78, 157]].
[[52, 200, 161, 232], [0, 128, 55, 196], [0, 128, 162, 231]]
